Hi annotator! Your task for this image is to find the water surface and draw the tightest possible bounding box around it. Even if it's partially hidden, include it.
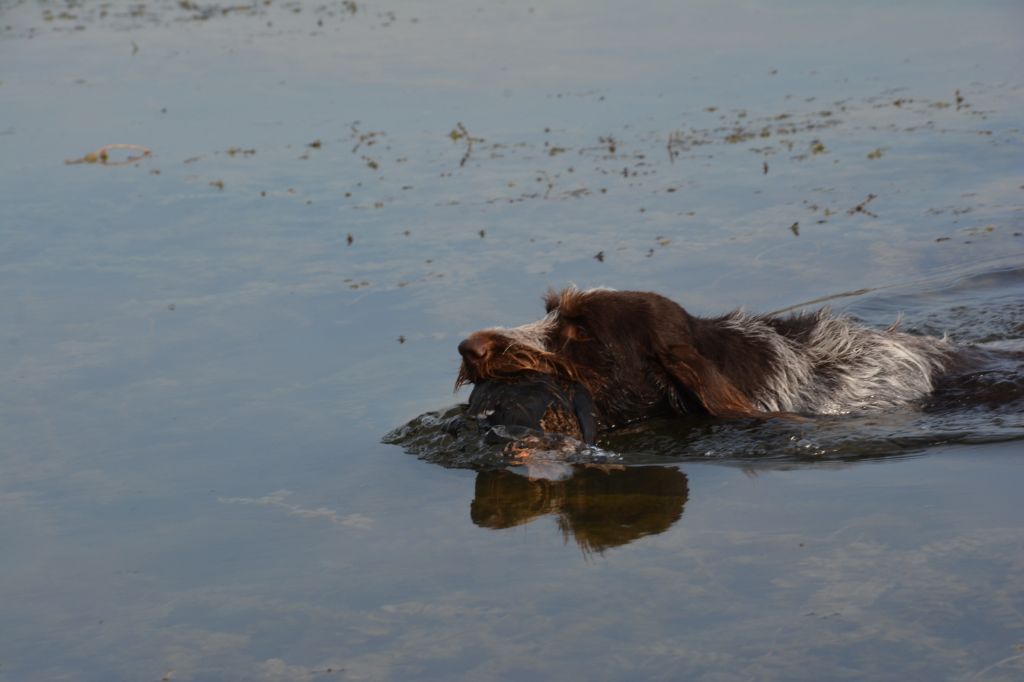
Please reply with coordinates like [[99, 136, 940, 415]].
[[2, 1, 1023, 680]]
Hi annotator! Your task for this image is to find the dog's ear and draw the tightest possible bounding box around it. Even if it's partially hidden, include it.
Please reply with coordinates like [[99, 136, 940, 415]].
[[658, 344, 770, 419]]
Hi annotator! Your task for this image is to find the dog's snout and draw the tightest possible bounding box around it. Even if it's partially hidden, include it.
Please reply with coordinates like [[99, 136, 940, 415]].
[[458, 333, 493, 361]]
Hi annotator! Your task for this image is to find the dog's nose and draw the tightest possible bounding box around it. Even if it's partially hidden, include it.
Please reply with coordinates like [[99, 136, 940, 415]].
[[458, 333, 492, 361]]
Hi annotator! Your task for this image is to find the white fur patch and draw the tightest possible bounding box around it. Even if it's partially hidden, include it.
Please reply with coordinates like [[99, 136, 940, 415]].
[[720, 310, 953, 414], [490, 310, 559, 352]]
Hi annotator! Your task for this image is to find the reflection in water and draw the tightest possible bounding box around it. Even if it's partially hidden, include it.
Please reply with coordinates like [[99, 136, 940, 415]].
[[471, 465, 688, 552]]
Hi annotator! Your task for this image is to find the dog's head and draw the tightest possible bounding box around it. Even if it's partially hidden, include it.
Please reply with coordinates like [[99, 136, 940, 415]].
[[457, 287, 769, 425]]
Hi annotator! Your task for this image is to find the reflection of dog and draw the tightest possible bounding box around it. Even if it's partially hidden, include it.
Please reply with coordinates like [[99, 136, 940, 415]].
[[465, 374, 597, 443], [458, 287, 954, 428], [471, 465, 688, 553]]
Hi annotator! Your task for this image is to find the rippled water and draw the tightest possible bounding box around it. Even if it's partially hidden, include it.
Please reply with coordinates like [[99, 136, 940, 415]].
[[2, 1, 1023, 680]]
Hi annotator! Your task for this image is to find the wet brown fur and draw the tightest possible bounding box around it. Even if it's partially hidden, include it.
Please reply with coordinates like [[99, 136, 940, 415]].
[[458, 288, 810, 428], [454, 343, 582, 391]]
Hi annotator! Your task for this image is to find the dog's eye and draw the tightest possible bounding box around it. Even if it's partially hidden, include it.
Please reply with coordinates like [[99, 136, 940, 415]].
[[563, 321, 591, 342]]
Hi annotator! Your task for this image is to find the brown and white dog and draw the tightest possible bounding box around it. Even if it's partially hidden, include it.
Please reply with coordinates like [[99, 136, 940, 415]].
[[457, 287, 954, 429]]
